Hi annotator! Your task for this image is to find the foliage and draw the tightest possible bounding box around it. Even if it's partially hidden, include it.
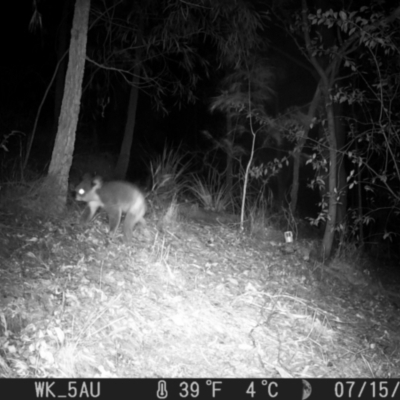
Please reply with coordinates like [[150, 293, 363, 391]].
[[246, 194, 271, 236], [310, 4, 400, 244], [200, 129, 247, 169], [189, 167, 233, 212], [148, 146, 191, 200], [271, 1, 400, 254], [210, 57, 275, 116], [247, 156, 289, 212], [0, 131, 26, 182], [88, 0, 265, 112], [209, 55, 276, 228], [249, 157, 288, 182]]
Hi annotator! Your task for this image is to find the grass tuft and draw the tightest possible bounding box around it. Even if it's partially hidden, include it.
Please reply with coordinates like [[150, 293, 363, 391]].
[[188, 168, 233, 212]]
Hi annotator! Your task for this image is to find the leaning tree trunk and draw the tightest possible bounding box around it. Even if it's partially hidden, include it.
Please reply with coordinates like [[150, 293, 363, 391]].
[[114, 22, 143, 180], [47, 0, 91, 211], [114, 82, 141, 179]]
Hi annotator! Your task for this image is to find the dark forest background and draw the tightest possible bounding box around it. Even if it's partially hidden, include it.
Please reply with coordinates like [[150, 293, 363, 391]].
[[1, 0, 399, 261]]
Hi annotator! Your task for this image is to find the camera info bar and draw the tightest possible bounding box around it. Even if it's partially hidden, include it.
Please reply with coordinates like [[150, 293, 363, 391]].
[[0, 378, 398, 399]]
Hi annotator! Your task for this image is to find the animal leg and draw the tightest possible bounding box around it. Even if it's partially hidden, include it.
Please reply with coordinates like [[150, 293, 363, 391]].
[[105, 206, 122, 238], [122, 212, 139, 242], [124, 210, 148, 242], [82, 203, 99, 222]]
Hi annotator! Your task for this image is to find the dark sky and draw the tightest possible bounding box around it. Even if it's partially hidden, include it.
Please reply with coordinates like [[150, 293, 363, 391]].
[[0, 0, 316, 162], [1, 1, 63, 129]]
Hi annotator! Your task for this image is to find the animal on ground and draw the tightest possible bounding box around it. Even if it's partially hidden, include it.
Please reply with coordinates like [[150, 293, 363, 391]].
[[75, 174, 147, 242]]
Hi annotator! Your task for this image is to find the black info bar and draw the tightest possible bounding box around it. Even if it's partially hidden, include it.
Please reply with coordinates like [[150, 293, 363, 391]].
[[0, 378, 398, 399]]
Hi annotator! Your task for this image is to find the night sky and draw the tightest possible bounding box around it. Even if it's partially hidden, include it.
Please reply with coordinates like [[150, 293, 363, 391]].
[[0, 0, 315, 158]]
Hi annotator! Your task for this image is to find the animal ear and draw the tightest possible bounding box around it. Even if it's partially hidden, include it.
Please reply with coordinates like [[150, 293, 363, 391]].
[[92, 175, 104, 189]]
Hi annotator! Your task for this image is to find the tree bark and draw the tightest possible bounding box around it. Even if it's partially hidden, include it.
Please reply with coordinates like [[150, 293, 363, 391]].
[[225, 114, 233, 193], [290, 84, 321, 214], [54, 0, 73, 134], [321, 88, 338, 259], [114, 21, 143, 180], [301, 0, 341, 258], [47, 0, 91, 211], [114, 82, 140, 179], [333, 105, 347, 228]]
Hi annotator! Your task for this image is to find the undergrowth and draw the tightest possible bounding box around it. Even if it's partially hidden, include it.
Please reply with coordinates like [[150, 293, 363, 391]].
[[188, 167, 233, 212], [0, 153, 400, 378], [148, 146, 191, 202]]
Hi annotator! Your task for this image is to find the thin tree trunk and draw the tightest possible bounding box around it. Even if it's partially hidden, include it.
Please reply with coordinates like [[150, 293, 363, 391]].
[[240, 127, 256, 230], [333, 103, 348, 229], [225, 114, 233, 193], [355, 133, 364, 246], [322, 89, 338, 259], [114, 83, 140, 179], [47, 0, 91, 211], [114, 22, 143, 179], [290, 84, 321, 214]]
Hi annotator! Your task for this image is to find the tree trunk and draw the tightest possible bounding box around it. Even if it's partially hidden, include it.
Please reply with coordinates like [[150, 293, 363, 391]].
[[336, 153, 347, 227], [114, 83, 140, 179], [54, 0, 73, 134], [225, 114, 233, 193], [321, 88, 338, 259], [47, 0, 91, 211], [333, 105, 347, 228], [300, 0, 343, 259], [290, 84, 321, 214], [114, 23, 143, 180]]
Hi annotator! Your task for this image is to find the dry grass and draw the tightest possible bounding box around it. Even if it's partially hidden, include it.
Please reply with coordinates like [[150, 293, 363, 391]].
[[0, 175, 75, 219], [0, 179, 399, 378], [148, 146, 191, 202], [188, 168, 233, 212]]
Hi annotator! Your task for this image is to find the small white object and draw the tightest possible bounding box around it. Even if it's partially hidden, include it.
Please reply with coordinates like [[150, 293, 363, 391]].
[[284, 231, 293, 243]]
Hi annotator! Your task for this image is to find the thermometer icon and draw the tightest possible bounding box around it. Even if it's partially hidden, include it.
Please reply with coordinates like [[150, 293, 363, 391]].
[[157, 380, 168, 399]]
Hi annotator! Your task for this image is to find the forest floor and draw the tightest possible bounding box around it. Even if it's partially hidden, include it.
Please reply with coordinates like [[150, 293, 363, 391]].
[[0, 188, 400, 379]]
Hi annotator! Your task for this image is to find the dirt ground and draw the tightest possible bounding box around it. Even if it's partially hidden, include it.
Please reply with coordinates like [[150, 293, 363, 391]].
[[0, 196, 399, 378]]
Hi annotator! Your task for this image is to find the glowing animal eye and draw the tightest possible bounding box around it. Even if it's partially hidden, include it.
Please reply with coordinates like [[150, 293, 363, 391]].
[[78, 189, 85, 195]]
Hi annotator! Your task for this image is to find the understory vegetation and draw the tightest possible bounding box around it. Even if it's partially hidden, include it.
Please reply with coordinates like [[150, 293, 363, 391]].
[[0, 149, 399, 378], [1, 0, 400, 381]]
